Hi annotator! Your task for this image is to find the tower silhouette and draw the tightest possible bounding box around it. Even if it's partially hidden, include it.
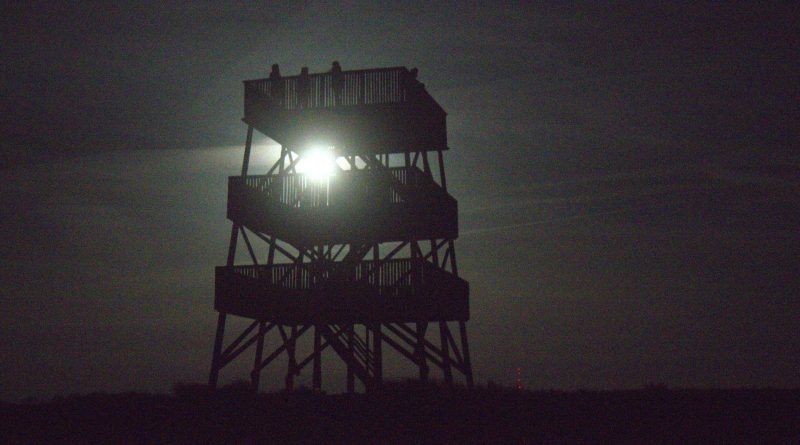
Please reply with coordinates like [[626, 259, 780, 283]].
[[208, 64, 472, 392]]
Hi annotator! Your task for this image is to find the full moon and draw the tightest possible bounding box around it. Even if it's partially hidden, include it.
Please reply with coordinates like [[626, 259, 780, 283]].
[[296, 146, 337, 181]]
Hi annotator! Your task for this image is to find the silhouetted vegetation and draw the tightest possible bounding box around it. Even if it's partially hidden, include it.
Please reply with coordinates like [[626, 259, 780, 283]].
[[2, 381, 799, 444]]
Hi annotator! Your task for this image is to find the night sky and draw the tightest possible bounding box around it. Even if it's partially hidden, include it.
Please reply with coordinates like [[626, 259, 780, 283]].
[[2, 2, 798, 401]]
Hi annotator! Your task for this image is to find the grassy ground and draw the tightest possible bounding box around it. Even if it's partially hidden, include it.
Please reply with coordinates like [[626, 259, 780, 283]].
[[2, 381, 799, 444]]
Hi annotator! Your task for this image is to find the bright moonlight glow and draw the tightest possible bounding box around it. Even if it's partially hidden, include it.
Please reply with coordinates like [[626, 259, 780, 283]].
[[296, 147, 336, 181]]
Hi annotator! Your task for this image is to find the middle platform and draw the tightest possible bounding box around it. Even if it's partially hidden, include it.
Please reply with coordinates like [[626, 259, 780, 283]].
[[228, 166, 458, 245]]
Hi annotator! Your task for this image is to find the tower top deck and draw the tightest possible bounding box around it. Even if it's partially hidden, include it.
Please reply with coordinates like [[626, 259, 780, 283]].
[[243, 65, 448, 155]]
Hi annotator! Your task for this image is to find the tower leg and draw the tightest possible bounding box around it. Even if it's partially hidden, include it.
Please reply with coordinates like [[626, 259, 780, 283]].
[[346, 324, 355, 393], [439, 321, 453, 384], [416, 322, 429, 382], [459, 321, 474, 388], [208, 312, 227, 388], [250, 320, 266, 391], [313, 325, 322, 391], [210, 126, 248, 388]]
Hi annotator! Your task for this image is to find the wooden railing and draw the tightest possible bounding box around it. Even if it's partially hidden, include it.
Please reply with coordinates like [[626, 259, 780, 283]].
[[229, 262, 316, 289], [220, 258, 460, 294], [230, 166, 454, 209], [216, 258, 469, 321], [244, 66, 442, 113]]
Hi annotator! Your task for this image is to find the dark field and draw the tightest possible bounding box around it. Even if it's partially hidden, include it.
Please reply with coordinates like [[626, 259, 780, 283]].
[[2, 382, 798, 444]]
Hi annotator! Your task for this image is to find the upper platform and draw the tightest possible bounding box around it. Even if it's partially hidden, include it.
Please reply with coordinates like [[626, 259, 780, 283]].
[[243, 66, 448, 155]]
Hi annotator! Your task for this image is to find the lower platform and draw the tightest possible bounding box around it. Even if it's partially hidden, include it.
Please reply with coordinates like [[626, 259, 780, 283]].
[[214, 259, 469, 323]]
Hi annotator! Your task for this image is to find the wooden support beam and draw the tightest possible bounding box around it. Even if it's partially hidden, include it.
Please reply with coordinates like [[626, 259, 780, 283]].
[[220, 332, 260, 368], [313, 326, 323, 390], [445, 323, 464, 366], [386, 323, 445, 370], [240, 125, 253, 176], [416, 322, 429, 381], [429, 239, 440, 267], [264, 146, 286, 177], [208, 312, 227, 388], [447, 240, 459, 276], [250, 320, 267, 391], [239, 227, 259, 265], [378, 327, 418, 364], [279, 325, 298, 390], [252, 231, 299, 263], [421, 150, 432, 176], [439, 321, 453, 384], [221, 320, 259, 357], [459, 321, 474, 388], [372, 323, 383, 387], [297, 340, 329, 373], [226, 225, 239, 267], [347, 324, 355, 393], [395, 322, 446, 358], [254, 324, 310, 372], [436, 150, 447, 190]]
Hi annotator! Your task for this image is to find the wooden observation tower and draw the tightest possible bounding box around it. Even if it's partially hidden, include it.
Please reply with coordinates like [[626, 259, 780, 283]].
[[208, 64, 473, 392]]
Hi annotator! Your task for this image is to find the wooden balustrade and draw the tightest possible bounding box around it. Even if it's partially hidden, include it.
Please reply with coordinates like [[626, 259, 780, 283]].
[[231, 166, 453, 208], [244, 66, 437, 111], [242, 66, 448, 155], [215, 258, 469, 322]]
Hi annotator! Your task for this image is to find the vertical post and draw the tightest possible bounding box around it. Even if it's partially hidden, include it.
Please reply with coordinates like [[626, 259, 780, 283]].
[[439, 321, 453, 384], [313, 325, 322, 391], [416, 322, 429, 382], [347, 324, 355, 393], [459, 321, 474, 388], [250, 320, 266, 391], [208, 312, 227, 387]]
